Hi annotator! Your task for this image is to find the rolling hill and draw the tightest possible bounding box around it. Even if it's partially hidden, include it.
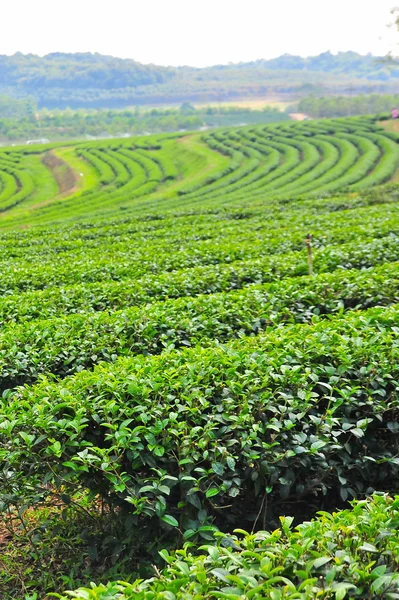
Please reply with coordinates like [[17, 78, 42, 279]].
[[1, 50, 399, 108]]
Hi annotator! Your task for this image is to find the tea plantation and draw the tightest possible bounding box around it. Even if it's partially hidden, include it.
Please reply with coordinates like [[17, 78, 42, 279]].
[[1, 116, 399, 599]]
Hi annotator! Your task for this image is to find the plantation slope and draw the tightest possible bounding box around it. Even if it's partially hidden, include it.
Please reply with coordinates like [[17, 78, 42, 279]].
[[0, 116, 397, 228], [2, 115, 399, 599], [42, 151, 79, 196], [0, 133, 231, 229]]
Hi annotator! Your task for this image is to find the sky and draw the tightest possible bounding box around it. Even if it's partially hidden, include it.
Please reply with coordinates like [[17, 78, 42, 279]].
[[1, 0, 399, 67]]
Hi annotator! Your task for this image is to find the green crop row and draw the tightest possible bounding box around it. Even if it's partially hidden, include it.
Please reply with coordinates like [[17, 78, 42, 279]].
[[191, 138, 278, 201], [102, 149, 132, 186], [0, 169, 18, 208], [271, 136, 339, 197], [183, 141, 260, 200], [3, 210, 399, 293], [260, 136, 320, 194], [348, 132, 399, 191], [133, 149, 164, 182], [187, 120, 398, 207], [57, 494, 399, 600], [176, 136, 244, 196], [1, 116, 397, 226], [0, 151, 38, 211], [0, 189, 390, 258], [78, 149, 115, 186], [195, 126, 368, 205], [0, 257, 396, 326], [0, 185, 387, 249], [3, 303, 399, 550], [294, 136, 359, 197], [2, 257, 399, 390]]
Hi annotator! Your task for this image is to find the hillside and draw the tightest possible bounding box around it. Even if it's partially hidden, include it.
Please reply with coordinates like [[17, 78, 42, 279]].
[[1, 50, 399, 108], [1, 116, 399, 599], [0, 114, 397, 227]]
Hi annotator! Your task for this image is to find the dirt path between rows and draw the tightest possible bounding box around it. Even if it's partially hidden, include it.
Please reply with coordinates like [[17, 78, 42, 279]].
[[42, 150, 79, 198]]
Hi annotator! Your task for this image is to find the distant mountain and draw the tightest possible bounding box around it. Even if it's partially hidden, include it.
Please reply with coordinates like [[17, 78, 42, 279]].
[[225, 51, 390, 77], [0, 52, 174, 90], [0, 51, 398, 109]]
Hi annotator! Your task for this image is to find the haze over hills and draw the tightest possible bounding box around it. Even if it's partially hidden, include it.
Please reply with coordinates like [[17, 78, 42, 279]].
[[1, 50, 399, 109]]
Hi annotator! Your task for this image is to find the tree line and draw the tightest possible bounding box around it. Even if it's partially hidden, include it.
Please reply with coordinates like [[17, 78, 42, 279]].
[[0, 101, 287, 143], [297, 93, 399, 118], [1, 51, 399, 109]]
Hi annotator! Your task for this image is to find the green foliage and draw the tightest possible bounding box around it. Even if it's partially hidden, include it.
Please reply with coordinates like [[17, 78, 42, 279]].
[[0, 116, 398, 598], [55, 495, 399, 599], [2, 255, 399, 389], [0, 103, 287, 143], [0, 95, 37, 118], [3, 302, 399, 551], [298, 93, 399, 118], [0, 115, 397, 225]]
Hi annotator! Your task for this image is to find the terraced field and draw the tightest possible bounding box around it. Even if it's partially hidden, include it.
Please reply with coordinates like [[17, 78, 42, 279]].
[[1, 116, 399, 599], [0, 115, 398, 229]]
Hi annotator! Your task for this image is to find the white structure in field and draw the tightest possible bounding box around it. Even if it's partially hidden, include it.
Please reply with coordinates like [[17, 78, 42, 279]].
[[26, 138, 50, 145]]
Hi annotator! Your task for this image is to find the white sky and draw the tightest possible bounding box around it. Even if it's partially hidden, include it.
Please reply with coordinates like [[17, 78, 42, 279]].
[[1, 0, 399, 67]]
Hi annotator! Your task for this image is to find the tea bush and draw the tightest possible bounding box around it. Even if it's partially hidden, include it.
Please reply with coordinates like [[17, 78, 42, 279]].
[[55, 495, 399, 599]]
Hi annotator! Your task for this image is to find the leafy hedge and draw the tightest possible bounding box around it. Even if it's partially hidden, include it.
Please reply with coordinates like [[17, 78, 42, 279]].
[[54, 494, 399, 599], [1, 260, 399, 389], [2, 303, 399, 550]]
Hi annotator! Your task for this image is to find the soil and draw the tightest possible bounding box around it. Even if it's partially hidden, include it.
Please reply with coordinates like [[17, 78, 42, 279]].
[[42, 151, 79, 197]]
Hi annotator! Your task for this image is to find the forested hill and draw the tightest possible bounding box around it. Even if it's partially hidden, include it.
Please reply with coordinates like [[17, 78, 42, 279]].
[[0, 52, 174, 89], [2, 50, 399, 109], [240, 51, 389, 76]]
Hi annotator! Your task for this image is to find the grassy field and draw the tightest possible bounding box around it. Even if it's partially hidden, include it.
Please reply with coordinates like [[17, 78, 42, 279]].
[[1, 115, 399, 599], [120, 98, 293, 111], [193, 98, 294, 110]]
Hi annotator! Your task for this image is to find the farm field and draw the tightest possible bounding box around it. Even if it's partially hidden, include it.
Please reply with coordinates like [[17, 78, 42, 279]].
[[1, 115, 399, 599], [192, 98, 294, 110]]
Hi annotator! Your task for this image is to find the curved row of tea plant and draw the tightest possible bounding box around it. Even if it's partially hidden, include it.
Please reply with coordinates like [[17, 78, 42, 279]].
[[0, 115, 397, 225], [160, 117, 399, 212], [0, 151, 36, 211]]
